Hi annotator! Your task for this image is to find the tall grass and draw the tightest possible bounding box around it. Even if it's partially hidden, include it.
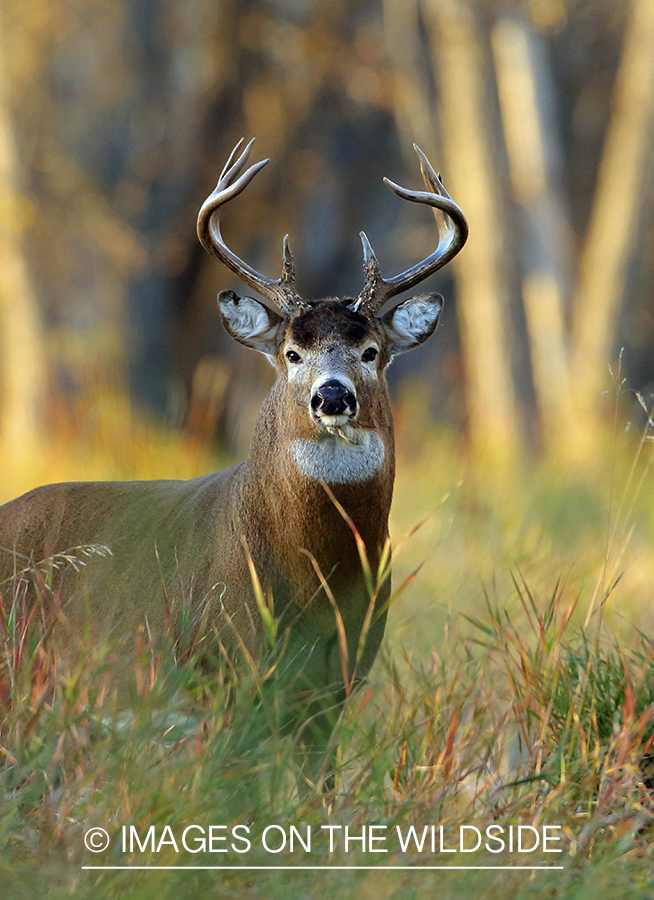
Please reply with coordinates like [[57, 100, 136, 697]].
[[1, 387, 654, 897]]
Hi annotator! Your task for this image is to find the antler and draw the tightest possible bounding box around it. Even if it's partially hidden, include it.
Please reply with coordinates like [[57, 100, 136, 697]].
[[353, 145, 468, 315], [197, 138, 306, 315]]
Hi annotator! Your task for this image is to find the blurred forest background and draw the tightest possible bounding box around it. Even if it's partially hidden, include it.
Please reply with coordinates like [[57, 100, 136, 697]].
[[5, 6, 654, 891], [0, 0, 653, 478]]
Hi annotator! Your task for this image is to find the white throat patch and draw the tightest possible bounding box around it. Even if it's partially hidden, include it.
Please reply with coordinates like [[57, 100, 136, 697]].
[[290, 431, 385, 484]]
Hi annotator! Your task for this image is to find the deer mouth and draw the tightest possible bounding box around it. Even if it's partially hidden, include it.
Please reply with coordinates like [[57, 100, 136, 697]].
[[314, 411, 355, 427]]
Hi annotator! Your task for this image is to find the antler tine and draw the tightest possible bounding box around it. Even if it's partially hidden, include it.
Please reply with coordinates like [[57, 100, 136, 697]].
[[218, 136, 247, 182], [353, 145, 468, 315], [281, 234, 296, 285], [356, 231, 384, 309], [197, 139, 305, 315]]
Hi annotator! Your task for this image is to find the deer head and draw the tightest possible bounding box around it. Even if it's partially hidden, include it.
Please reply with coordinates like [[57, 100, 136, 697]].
[[197, 139, 468, 484]]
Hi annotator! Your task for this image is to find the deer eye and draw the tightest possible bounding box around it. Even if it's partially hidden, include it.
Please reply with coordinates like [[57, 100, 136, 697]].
[[286, 349, 302, 363], [362, 347, 378, 362]]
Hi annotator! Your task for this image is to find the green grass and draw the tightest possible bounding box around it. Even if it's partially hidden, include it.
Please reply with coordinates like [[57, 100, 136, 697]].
[[2, 573, 654, 898], [1, 391, 654, 898]]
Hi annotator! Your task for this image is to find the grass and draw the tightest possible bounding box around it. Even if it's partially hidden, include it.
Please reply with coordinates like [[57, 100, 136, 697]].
[[1, 385, 654, 898]]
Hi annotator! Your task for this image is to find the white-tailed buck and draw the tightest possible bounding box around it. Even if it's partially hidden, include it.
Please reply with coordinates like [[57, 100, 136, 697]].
[[0, 139, 467, 782]]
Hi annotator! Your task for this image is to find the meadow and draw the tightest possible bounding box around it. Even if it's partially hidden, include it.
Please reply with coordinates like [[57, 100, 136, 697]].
[[1, 380, 654, 899]]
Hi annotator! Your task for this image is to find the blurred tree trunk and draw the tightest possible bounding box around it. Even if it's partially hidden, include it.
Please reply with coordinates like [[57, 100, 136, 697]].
[[571, 0, 654, 442], [423, 0, 520, 462], [383, 0, 437, 160], [0, 20, 46, 455], [492, 15, 574, 456]]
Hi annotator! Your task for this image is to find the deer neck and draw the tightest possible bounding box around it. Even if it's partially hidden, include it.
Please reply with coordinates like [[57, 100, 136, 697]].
[[241, 380, 395, 564]]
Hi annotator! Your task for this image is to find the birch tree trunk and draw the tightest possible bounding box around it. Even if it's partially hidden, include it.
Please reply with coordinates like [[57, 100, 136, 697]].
[[383, 0, 437, 160], [492, 15, 574, 456], [571, 0, 654, 441], [0, 16, 46, 456], [422, 0, 520, 461]]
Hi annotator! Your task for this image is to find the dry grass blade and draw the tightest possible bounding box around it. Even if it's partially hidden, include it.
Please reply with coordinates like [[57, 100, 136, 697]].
[[301, 548, 351, 697], [320, 481, 374, 596]]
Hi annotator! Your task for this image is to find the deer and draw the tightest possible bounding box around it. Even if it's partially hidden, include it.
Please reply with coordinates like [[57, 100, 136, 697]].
[[0, 138, 467, 787]]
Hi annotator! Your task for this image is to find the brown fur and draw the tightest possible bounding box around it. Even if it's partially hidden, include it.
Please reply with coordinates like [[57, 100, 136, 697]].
[[0, 303, 398, 771]]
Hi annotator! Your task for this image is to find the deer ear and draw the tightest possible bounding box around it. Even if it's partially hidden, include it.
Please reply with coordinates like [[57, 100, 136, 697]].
[[379, 293, 443, 355], [218, 290, 285, 355]]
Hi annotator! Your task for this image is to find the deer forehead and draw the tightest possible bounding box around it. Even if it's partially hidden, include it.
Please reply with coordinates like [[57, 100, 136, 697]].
[[285, 301, 378, 350], [283, 306, 382, 386]]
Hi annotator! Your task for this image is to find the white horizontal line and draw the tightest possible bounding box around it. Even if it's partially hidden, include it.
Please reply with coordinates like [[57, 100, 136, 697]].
[[82, 865, 564, 871]]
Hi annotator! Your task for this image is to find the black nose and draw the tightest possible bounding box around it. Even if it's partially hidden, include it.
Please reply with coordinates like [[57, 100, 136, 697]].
[[311, 380, 356, 417]]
